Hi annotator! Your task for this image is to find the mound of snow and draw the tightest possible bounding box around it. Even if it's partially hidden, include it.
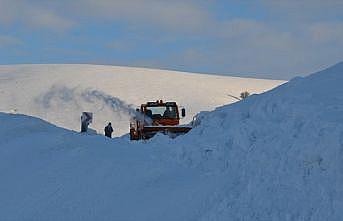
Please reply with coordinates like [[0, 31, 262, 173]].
[[0, 64, 284, 136], [0, 113, 227, 221], [170, 61, 343, 220]]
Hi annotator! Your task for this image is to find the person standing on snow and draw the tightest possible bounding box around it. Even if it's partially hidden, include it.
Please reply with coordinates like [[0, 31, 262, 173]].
[[81, 115, 89, 133], [104, 122, 114, 138]]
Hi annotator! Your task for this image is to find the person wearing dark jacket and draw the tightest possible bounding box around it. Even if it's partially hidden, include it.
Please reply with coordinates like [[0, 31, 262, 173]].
[[104, 122, 114, 138]]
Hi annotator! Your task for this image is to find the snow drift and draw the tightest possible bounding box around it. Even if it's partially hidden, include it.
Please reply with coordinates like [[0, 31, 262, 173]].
[[1, 62, 343, 220], [171, 61, 343, 220], [0, 113, 225, 221]]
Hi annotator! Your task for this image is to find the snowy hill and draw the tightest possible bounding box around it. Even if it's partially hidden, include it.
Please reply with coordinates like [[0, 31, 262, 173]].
[[1, 62, 343, 220], [0, 64, 284, 135], [171, 61, 343, 220]]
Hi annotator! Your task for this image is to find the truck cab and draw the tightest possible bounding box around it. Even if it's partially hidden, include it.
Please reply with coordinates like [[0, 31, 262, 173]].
[[141, 100, 184, 126]]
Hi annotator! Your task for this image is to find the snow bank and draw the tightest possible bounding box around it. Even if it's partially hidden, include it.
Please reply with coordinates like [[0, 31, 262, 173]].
[[0, 113, 228, 221], [170, 61, 343, 220]]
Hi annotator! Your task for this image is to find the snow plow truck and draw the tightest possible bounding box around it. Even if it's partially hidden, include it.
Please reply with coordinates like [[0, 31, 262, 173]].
[[130, 100, 192, 140]]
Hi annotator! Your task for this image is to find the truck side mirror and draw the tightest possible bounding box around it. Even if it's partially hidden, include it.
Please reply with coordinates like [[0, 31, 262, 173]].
[[181, 108, 186, 117]]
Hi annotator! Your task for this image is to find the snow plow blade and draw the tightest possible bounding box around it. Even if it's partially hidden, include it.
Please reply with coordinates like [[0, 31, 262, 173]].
[[141, 126, 192, 139], [143, 125, 192, 133]]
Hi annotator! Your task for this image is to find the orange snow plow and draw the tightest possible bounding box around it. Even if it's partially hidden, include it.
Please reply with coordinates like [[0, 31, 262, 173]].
[[130, 100, 192, 140]]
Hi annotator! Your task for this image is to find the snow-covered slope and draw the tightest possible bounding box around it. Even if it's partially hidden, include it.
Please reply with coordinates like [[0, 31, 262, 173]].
[[171, 61, 343, 220], [0, 114, 172, 219], [0, 113, 230, 221], [0, 64, 284, 135], [1, 62, 342, 220]]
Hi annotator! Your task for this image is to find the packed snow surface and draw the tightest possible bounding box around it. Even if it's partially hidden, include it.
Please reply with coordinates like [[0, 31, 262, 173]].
[[1, 62, 343, 220], [0, 64, 283, 135]]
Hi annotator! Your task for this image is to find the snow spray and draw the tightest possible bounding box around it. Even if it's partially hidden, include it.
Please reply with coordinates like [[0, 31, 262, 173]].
[[35, 85, 142, 119]]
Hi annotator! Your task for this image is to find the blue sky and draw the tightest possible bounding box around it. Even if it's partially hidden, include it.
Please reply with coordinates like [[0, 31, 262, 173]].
[[0, 0, 342, 79]]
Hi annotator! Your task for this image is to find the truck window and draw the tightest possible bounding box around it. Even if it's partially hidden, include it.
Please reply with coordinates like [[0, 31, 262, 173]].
[[146, 106, 177, 119]]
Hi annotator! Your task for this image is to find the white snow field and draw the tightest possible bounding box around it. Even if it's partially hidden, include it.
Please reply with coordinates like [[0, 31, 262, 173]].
[[0, 64, 284, 136], [1, 62, 343, 221]]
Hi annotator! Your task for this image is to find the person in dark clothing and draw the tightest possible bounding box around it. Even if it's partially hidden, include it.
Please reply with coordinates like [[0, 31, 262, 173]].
[[81, 121, 88, 133], [104, 122, 114, 138], [81, 115, 89, 133]]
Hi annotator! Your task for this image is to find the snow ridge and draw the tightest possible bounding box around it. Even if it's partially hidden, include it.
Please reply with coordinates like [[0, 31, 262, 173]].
[[170, 61, 343, 220]]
